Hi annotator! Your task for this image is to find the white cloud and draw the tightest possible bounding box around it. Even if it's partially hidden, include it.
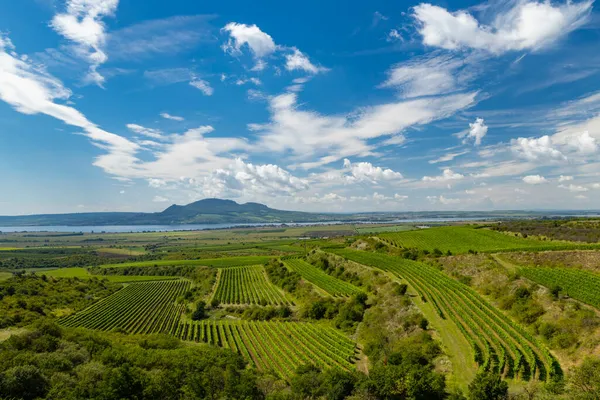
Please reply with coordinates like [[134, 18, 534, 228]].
[[235, 77, 262, 86], [465, 117, 488, 146], [592, 183, 600, 189], [511, 135, 566, 161], [413, 1, 593, 54], [558, 175, 573, 182], [255, 91, 477, 169], [558, 184, 589, 192], [153, 195, 169, 202], [523, 175, 547, 184], [160, 112, 184, 121], [50, 0, 119, 86], [285, 48, 328, 74], [190, 79, 214, 96], [394, 194, 408, 200], [342, 159, 403, 183], [429, 150, 469, 164], [422, 168, 464, 182], [126, 123, 163, 139], [381, 53, 474, 98], [426, 195, 461, 205], [148, 178, 167, 188], [387, 29, 402, 42], [221, 22, 276, 58], [119, 190, 125, 194], [563, 131, 598, 154]]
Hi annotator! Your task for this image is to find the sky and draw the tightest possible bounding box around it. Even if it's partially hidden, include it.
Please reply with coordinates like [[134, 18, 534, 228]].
[[0, 0, 600, 215]]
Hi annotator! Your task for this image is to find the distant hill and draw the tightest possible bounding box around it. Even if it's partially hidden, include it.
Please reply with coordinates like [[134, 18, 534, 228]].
[[0, 198, 332, 227]]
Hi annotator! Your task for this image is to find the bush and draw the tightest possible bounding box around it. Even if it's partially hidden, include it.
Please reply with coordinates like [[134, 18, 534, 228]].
[[467, 372, 508, 400], [191, 301, 206, 321]]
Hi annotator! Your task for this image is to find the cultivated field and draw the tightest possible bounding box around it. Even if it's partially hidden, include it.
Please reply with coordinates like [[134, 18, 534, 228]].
[[212, 265, 291, 305], [99, 255, 273, 269], [378, 226, 600, 254], [41, 267, 180, 282], [60, 280, 189, 333], [175, 320, 357, 379], [283, 258, 362, 297], [330, 248, 561, 382]]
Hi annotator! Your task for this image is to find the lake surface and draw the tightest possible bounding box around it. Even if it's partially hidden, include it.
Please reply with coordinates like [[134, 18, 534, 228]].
[[0, 217, 497, 233]]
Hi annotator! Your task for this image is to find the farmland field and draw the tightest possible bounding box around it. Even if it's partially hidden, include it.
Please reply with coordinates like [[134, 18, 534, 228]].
[[329, 248, 561, 382], [99, 255, 273, 269], [175, 320, 357, 379], [59, 280, 189, 333], [212, 265, 291, 305], [518, 267, 600, 309], [283, 258, 362, 297], [41, 267, 180, 282], [378, 226, 600, 254]]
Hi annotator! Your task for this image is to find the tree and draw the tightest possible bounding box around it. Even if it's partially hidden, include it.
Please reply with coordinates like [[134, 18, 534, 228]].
[[192, 301, 207, 321], [570, 357, 600, 399], [0, 365, 49, 400], [468, 372, 508, 400]]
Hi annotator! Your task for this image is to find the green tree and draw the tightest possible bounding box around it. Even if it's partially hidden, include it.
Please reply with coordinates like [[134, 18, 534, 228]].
[[467, 372, 508, 400], [192, 301, 207, 321], [570, 357, 600, 399], [0, 365, 48, 400]]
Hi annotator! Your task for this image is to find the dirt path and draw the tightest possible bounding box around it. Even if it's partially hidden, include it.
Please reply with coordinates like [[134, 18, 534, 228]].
[[491, 254, 518, 273]]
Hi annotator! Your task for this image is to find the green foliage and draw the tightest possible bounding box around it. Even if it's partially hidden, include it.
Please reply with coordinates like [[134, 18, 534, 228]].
[[264, 258, 302, 294], [0, 323, 262, 400], [358, 362, 446, 399], [570, 357, 600, 399], [0, 275, 120, 329], [191, 301, 207, 321], [467, 372, 508, 400]]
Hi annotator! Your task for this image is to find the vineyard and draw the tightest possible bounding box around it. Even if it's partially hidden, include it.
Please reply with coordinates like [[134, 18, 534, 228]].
[[377, 226, 598, 254], [59, 280, 190, 334], [174, 320, 357, 380], [212, 265, 291, 305], [283, 258, 362, 297], [99, 255, 273, 269], [329, 248, 561, 382], [519, 267, 600, 309]]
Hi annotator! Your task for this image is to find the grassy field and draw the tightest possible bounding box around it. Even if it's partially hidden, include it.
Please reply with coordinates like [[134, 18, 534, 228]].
[[378, 226, 600, 254], [355, 225, 415, 234], [41, 267, 180, 282], [99, 255, 274, 269], [0, 271, 13, 281]]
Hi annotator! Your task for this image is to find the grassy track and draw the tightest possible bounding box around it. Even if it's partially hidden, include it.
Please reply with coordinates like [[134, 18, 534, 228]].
[[99, 255, 273, 269], [175, 320, 357, 380], [60, 280, 189, 333], [0, 272, 13, 281], [378, 226, 600, 254], [212, 265, 291, 305], [329, 248, 561, 383], [283, 258, 362, 297]]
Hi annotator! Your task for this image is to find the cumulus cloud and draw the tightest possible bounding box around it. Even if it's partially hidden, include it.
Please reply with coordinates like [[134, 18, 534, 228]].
[[427, 195, 461, 205], [160, 112, 184, 121], [285, 48, 328, 74], [422, 168, 465, 182], [343, 159, 403, 183], [50, 0, 119, 86], [523, 175, 547, 184], [558, 175, 573, 182], [190, 79, 213, 96], [394, 194, 409, 200], [221, 22, 276, 58], [465, 117, 488, 146], [413, 1, 593, 54], [511, 135, 566, 161]]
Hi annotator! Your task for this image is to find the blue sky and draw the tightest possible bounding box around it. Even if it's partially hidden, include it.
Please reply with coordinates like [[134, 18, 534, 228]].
[[1, 0, 600, 215]]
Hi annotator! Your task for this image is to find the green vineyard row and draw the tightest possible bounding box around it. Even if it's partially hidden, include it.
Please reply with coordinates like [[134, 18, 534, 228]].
[[283, 258, 362, 297], [174, 320, 357, 380], [377, 226, 600, 254], [329, 248, 561, 382], [519, 267, 600, 310], [98, 255, 274, 269], [59, 280, 190, 334], [212, 265, 292, 305]]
